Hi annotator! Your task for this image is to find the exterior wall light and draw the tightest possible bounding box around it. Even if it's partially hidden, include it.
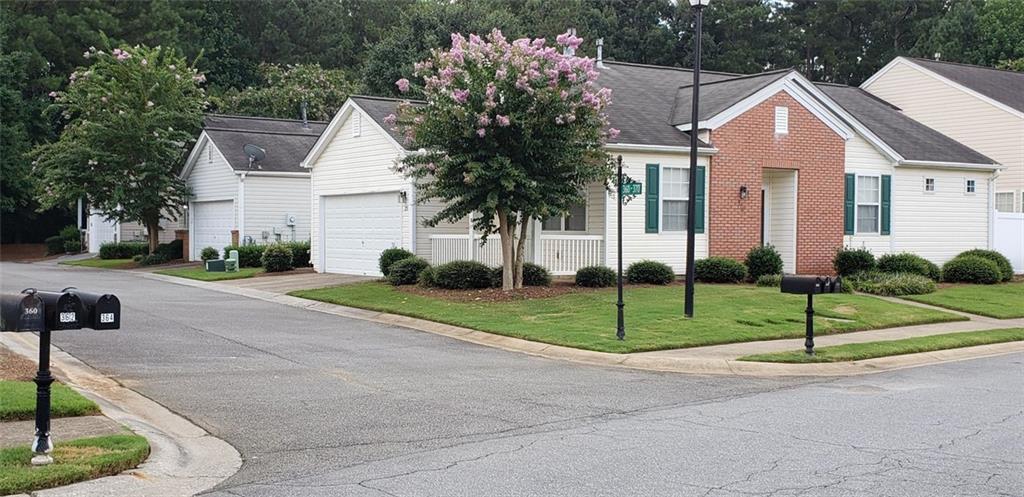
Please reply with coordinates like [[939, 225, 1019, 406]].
[[740, 185, 749, 199]]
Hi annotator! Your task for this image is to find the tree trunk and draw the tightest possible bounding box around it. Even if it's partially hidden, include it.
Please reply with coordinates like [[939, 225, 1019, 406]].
[[513, 214, 529, 289], [497, 208, 514, 291], [146, 222, 160, 254]]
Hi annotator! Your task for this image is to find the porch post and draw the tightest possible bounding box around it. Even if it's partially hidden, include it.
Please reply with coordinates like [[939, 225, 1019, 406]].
[[532, 219, 543, 264]]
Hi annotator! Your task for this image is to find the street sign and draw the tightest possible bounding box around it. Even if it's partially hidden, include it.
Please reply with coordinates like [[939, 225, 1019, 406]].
[[621, 181, 642, 196]]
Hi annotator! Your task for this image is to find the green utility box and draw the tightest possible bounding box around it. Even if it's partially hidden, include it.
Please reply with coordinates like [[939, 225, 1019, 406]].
[[205, 259, 226, 272]]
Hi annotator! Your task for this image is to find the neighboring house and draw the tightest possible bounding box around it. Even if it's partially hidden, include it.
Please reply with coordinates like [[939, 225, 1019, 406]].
[[303, 58, 999, 277], [86, 210, 184, 253], [862, 57, 1024, 213], [180, 115, 325, 261]]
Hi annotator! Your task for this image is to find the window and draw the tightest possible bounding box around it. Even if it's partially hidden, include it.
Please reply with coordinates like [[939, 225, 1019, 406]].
[[995, 192, 1015, 212], [542, 203, 586, 231], [856, 175, 880, 234], [965, 179, 976, 194], [774, 106, 789, 134], [662, 167, 689, 231], [924, 178, 935, 192]]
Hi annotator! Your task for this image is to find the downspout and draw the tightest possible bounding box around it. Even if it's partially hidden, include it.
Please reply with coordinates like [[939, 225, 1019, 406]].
[[238, 172, 246, 244]]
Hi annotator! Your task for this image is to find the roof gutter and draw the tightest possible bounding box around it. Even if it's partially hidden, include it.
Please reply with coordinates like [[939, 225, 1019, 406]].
[[605, 143, 719, 155], [234, 170, 311, 177], [897, 159, 1004, 171]]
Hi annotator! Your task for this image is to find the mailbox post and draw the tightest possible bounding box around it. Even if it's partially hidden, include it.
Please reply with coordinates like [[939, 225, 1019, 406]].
[[780, 276, 842, 355]]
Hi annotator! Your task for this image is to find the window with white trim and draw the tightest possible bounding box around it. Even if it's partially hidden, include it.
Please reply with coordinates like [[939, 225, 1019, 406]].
[[924, 178, 935, 192], [965, 179, 976, 194], [542, 203, 586, 231], [995, 192, 1015, 212], [856, 175, 880, 234], [662, 167, 689, 231], [774, 106, 789, 134]]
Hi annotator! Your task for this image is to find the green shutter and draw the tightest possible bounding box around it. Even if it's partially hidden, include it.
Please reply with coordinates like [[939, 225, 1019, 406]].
[[880, 174, 891, 235], [844, 173, 855, 235], [645, 164, 659, 233], [694, 166, 706, 234]]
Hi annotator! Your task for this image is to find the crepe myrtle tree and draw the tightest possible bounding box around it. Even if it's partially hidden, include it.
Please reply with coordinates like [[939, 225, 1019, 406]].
[[390, 30, 618, 290], [32, 42, 206, 253]]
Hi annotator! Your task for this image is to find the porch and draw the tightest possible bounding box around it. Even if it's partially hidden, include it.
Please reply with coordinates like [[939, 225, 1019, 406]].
[[429, 232, 605, 276]]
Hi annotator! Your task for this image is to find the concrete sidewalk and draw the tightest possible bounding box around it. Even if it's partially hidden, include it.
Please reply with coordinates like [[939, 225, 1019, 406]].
[[0, 415, 124, 449]]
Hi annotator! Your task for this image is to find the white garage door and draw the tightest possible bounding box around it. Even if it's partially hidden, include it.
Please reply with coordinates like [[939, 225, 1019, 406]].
[[191, 200, 234, 260], [322, 192, 403, 275]]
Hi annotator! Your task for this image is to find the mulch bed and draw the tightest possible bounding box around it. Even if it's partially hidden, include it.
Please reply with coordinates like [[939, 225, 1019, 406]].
[[0, 346, 39, 382], [0, 244, 53, 262], [399, 280, 604, 303]]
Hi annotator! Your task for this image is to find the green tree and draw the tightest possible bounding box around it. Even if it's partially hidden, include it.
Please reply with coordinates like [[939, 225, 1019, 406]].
[[32, 43, 206, 252], [220, 63, 356, 121], [911, 0, 985, 64], [977, 0, 1024, 70], [394, 30, 614, 290]]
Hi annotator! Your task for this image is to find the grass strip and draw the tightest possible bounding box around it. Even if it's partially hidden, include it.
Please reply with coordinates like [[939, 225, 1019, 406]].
[[0, 381, 100, 421], [0, 434, 149, 495]]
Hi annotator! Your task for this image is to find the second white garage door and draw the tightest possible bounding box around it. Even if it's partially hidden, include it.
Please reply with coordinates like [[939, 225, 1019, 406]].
[[191, 200, 235, 260], [322, 192, 403, 275]]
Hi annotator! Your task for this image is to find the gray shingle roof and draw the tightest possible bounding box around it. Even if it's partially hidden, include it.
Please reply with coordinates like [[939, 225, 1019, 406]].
[[906, 57, 1024, 113], [203, 115, 327, 173], [669, 70, 791, 125], [816, 85, 996, 165]]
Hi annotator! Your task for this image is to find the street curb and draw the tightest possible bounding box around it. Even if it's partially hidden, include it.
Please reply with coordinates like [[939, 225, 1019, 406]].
[[0, 332, 241, 497], [135, 272, 1024, 377]]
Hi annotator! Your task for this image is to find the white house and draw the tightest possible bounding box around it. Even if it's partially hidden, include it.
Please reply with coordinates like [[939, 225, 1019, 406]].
[[85, 209, 184, 253], [303, 59, 1000, 277], [180, 115, 325, 261]]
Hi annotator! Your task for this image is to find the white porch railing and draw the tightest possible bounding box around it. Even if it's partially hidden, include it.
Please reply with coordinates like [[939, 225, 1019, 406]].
[[429, 233, 603, 275]]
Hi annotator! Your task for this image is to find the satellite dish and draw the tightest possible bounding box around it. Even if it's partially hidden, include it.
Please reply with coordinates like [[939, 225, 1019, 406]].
[[243, 144, 266, 169]]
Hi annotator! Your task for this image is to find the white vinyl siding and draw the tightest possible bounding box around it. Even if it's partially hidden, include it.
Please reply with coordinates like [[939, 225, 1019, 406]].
[[186, 138, 239, 229], [309, 107, 412, 273], [241, 175, 311, 244], [891, 167, 990, 264], [661, 166, 688, 231]]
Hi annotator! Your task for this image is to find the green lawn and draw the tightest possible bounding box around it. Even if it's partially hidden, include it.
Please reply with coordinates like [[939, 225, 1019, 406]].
[[903, 282, 1024, 319], [739, 328, 1024, 363], [0, 381, 101, 421], [155, 265, 264, 281], [0, 434, 149, 495], [60, 257, 136, 269], [290, 282, 965, 353]]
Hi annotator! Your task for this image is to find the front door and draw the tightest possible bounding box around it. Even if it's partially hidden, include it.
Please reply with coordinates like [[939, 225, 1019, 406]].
[[762, 169, 797, 273]]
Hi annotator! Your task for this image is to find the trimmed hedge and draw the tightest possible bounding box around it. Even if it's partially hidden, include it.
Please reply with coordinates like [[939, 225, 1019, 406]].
[[955, 249, 1013, 282], [942, 256, 1001, 284], [285, 240, 311, 268], [428, 260, 492, 289], [834, 247, 875, 276], [99, 242, 149, 260], [744, 245, 783, 281], [223, 244, 266, 268], [490, 263, 552, 287], [694, 257, 748, 283], [755, 273, 783, 287], [387, 257, 429, 286], [200, 247, 220, 261], [153, 239, 183, 261], [625, 260, 674, 285], [59, 225, 81, 253], [139, 253, 168, 266], [877, 253, 940, 281], [64, 239, 81, 254], [45, 235, 65, 255], [575, 265, 616, 288], [261, 243, 294, 272], [845, 271, 936, 296], [379, 248, 415, 277]]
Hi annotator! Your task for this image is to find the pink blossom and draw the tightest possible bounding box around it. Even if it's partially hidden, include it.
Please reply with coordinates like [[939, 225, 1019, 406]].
[[141, 58, 148, 66], [384, 113, 398, 126], [476, 128, 486, 137], [48, 91, 57, 98], [193, 73, 206, 83], [556, 30, 583, 50], [426, 162, 437, 171], [477, 114, 491, 127], [452, 89, 469, 104], [395, 78, 410, 93], [608, 128, 621, 139], [496, 115, 510, 127], [495, 68, 507, 80], [485, 82, 496, 99]]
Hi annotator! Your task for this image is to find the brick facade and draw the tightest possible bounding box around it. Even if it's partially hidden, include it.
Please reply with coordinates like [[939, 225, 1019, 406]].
[[708, 91, 845, 274]]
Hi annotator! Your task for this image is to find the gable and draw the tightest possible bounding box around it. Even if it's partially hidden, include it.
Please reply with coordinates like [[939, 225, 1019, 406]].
[[184, 135, 238, 200]]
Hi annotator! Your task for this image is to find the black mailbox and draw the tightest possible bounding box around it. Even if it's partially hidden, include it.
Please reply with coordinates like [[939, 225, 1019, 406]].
[[63, 289, 120, 330], [34, 291, 85, 331], [780, 275, 842, 295], [0, 290, 45, 332]]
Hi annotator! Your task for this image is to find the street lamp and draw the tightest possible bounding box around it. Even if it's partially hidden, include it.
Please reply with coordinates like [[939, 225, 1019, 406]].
[[684, 0, 709, 318]]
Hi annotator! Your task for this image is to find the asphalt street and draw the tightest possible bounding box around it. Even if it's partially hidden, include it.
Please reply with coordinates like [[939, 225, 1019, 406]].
[[1, 262, 1021, 496]]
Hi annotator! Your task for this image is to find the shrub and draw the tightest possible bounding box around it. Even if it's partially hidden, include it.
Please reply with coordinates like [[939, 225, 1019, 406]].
[[387, 257, 429, 286], [418, 266, 436, 287], [877, 253, 940, 281], [63, 239, 81, 254], [955, 249, 1013, 282], [845, 271, 936, 296], [99, 242, 149, 260], [45, 235, 65, 255], [223, 244, 266, 267], [200, 247, 220, 261], [575, 265, 617, 288], [694, 257, 747, 283], [152, 239, 183, 261], [285, 240, 311, 268], [59, 225, 81, 253], [942, 256, 1001, 284], [139, 253, 168, 266], [132, 254, 144, 262], [834, 247, 875, 276], [490, 263, 552, 287], [59, 225, 81, 243], [430, 260, 493, 289], [755, 273, 783, 287], [261, 243, 294, 272], [744, 245, 783, 281], [379, 248, 415, 276], [625, 260, 675, 285]]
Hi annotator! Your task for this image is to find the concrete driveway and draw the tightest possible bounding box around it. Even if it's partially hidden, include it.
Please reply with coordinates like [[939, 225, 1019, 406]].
[[1, 262, 1020, 497], [212, 269, 372, 295]]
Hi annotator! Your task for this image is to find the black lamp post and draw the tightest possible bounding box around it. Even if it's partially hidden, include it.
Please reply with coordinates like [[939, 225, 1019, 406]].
[[684, 0, 709, 318]]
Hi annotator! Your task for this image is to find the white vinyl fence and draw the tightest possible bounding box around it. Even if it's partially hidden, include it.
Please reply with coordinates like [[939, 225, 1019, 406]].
[[429, 233, 604, 275], [994, 212, 1024, 274]]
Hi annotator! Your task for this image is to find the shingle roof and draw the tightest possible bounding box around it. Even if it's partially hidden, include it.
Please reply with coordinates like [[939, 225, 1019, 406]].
[[816, 84, 996, 165], [349, 95, 424, 148], [906, 57, 1024, 113], [203, 115, 327, 173], [669, 70, 791, 125]]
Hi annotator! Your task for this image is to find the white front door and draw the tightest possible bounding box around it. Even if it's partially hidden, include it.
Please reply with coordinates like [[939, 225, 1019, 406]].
[[763, 169, 798, 273], [322, 192, 403, 276], [191, 200, 235, 260]]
